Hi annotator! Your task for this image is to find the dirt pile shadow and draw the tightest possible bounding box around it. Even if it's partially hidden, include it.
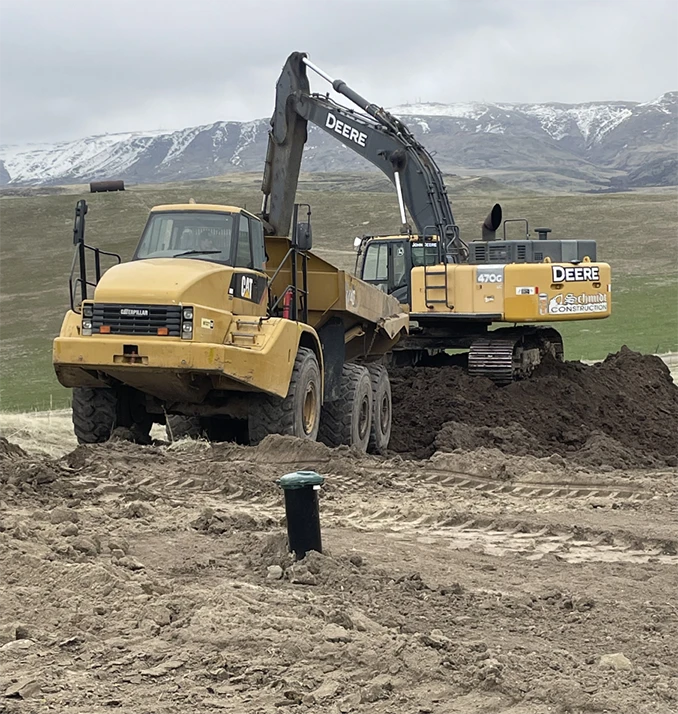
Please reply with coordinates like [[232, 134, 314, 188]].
[[390, 347, 678, 467]]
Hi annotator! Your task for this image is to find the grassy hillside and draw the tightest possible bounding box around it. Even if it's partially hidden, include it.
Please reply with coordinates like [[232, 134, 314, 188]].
[[1, 173, 676, 410]]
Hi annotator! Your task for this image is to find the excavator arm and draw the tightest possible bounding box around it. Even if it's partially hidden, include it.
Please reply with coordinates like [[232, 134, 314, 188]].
[[261, 52, 467, 261]]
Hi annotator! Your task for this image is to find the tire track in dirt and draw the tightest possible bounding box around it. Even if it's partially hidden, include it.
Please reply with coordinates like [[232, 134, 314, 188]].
[[90, 458, 654, 503], [326, 506, 678, 565]]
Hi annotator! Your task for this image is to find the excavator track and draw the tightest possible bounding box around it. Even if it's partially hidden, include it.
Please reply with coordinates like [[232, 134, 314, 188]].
[[468, 327, 564, 385]]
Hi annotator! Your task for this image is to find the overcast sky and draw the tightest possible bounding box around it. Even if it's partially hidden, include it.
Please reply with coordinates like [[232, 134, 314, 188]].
[[1, 0, 676, 146]]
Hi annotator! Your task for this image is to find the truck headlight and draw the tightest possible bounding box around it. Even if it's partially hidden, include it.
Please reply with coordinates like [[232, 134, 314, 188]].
[[82, 319, 92, 336], [83, 304, 94, 317], [181, 306, 193, 340]]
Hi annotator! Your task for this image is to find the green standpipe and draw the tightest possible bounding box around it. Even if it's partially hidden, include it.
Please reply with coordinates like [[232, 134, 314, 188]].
[[277, 470, 325, 560]]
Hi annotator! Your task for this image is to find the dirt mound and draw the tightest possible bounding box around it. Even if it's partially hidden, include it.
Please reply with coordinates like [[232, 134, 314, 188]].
[[391, 347, 678, 467], [0, 436, 61, 488], [0, 437, 28, 460]]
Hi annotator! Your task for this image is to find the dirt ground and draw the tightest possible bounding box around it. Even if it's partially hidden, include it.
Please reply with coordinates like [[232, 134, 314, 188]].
[[1, 444, 677, 714], [1, 350, 677, 713]]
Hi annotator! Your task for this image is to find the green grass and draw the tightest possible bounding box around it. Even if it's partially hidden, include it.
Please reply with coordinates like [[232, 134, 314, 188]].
[[1, 173, 676, 410], [556, 276, 678, 360]]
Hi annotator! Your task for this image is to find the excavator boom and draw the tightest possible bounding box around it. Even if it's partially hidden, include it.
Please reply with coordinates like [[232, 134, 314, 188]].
[[261, 52, 465, 260]]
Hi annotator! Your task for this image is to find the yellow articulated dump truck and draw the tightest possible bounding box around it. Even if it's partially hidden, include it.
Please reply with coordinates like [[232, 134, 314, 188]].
[[53, 200, 407, 452]]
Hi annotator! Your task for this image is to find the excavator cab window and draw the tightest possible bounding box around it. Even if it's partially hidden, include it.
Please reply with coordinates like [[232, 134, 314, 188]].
[[362, 243, 389, 292], [411, 242, 440, 267]]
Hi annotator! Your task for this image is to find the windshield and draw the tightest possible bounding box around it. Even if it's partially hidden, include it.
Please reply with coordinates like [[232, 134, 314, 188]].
[[135, 211, 235, 262]]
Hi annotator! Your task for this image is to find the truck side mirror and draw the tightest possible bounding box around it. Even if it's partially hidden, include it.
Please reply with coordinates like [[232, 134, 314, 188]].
[[295, 221, 312, 251], [73, 199, 88, 245]]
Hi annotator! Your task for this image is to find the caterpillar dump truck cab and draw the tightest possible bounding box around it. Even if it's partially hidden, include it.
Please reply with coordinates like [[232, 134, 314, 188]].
[[53, 199, 407, 451], [262, 52, 611, 382]]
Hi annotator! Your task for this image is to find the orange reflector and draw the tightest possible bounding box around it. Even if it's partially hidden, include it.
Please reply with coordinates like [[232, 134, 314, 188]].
[[157, 327, 169, 335], [99, 326, 111, 334]]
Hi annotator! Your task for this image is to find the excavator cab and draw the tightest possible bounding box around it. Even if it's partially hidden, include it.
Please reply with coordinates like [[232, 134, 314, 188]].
[[357, 235, 443, 306], [358, 237, 409, 301]]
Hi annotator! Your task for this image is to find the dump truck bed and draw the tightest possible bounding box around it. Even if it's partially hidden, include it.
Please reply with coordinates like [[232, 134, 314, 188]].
[[265, 236, 408, 340]]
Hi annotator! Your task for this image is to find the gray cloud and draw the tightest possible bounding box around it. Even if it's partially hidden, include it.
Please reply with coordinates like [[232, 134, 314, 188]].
[[1, 0, 676, 144]]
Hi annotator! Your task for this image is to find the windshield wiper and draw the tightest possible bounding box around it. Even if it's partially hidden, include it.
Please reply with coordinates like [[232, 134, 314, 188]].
[[172, 250, 222, 258]]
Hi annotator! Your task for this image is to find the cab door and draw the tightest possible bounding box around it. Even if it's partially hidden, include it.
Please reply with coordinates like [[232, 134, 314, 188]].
[[360, 240, 411, 303]]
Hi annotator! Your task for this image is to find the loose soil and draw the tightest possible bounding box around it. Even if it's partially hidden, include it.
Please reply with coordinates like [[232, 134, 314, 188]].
[[1, 348, 677, 713], [390, 347, 678, 466], [1, 437, 677, 714]]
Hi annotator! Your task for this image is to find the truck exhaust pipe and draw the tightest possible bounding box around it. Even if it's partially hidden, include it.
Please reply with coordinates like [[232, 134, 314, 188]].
[[481, 204, 502, 241]]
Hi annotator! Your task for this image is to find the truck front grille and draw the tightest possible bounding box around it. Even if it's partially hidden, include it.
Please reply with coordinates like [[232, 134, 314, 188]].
[[91, 304, 182, 336]]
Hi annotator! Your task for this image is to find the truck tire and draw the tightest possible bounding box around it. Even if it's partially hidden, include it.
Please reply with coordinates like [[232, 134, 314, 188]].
[[165, 415, 202, 441], [318, 363, 373, 453], [367, 364, 391, 455], [72, 387, 117, 444], [248, 347, 321, 444]]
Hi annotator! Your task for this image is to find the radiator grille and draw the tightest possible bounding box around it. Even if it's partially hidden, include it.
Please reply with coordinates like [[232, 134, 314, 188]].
[[91, 304, 182, 336]]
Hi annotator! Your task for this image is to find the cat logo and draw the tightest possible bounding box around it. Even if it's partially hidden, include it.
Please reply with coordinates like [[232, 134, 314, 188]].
[[241, 276, 253, 300]]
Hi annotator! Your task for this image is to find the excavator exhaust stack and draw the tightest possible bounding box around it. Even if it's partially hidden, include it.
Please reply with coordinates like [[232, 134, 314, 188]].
[[481, 204, 502, 241]]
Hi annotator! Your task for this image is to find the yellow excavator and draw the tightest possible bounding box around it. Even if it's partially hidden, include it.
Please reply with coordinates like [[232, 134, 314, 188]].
[[261, 52, 611, 383]]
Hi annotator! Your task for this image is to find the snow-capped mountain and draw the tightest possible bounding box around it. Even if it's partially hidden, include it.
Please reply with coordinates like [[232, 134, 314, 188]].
[[388, 99, 638, 144], [1, 93, 675, 191]]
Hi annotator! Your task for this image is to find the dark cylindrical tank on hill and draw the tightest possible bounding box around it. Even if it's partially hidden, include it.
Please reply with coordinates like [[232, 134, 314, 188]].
[[90, 180, 125, 193]]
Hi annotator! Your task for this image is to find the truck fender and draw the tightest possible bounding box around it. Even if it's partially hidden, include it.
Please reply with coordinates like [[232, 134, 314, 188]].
[[298, 326, 326, 400]]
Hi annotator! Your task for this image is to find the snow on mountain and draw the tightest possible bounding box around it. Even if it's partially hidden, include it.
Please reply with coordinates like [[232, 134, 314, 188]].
[[390, 99, 642, 144], [0, 119, 272, 185], [0, 93, 675, 190], [389, 102, 488, 120], [1, 129, 167, 184]]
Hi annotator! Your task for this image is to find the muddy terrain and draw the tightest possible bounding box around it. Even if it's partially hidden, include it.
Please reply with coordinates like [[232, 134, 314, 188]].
[[1, 348, 677, 713]]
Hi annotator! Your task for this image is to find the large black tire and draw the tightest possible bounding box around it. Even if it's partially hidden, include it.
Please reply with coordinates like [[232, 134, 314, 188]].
[[248, 347, 321, 445], [165, 415, 202, 441], [367, 364, 392, 455], [318, 363, 373, 453], [72, 387, 117, 444]]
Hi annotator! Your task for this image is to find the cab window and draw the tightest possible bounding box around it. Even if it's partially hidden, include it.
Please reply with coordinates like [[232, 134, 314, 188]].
[[250, 218, 266, 269], [134, 211, 234, 263], [392, 243, 408, 288], [411, 242, 440, 267], [235, 215, 253, 268], [362, 243, 389, 291]]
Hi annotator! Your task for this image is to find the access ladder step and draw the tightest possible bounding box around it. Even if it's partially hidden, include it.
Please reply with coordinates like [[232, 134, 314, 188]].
[[230, 332, 257, 343]]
